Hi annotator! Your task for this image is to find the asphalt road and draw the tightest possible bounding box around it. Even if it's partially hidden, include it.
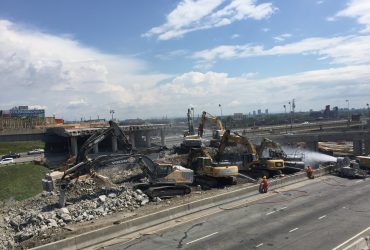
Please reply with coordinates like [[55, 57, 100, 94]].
[[101, 176, 370, 250]]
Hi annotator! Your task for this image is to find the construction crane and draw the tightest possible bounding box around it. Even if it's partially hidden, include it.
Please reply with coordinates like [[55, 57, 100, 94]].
[[198, 111, 225, 147], [58, 153, 193, 207], [216, 130, 284, 178]]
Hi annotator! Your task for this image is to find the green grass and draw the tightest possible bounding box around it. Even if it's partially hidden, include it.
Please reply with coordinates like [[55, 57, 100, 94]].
[[0, 163, 49, 201], [0, 141, 45, 155]]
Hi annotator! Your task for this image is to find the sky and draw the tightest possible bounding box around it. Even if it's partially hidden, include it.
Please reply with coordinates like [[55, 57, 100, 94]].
[[0, 0, 370, 120]]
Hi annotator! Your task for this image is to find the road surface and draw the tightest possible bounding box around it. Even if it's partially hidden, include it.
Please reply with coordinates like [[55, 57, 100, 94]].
[[96, 176, 370, 250]]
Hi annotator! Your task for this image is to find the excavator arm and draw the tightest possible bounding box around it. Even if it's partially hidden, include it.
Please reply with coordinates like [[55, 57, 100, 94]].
[[198, 111, 224, 137], [217, 130, 258, 161], [258, 138, 287, 159], [74, 120, 132, 164]]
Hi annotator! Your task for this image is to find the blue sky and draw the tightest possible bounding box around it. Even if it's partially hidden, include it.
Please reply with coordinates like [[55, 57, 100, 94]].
[[0, 0, 370, 119]]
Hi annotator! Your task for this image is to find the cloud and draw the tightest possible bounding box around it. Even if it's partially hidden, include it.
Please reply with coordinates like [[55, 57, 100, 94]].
[[143, 0, 277, 40], [0, 19, 171, 119], [192, 35, 370, 65], [273, 33, 292, 42], [231, 34, 240, 39], [158, 65, 370, 114], [335, 0, 370, 33]]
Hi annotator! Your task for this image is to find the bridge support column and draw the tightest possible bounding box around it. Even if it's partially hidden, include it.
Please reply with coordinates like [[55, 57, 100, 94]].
[[93, 144, 99, 154], [145, 132, 151, 147], [71, 136, 78, 156], [364, 140, 370, 155], [160, 129, 165, 146], [353, 140, 363, 156], [129, 133, 136, 148], [112, 135, 118, 152], [307, 141, 318, 152]]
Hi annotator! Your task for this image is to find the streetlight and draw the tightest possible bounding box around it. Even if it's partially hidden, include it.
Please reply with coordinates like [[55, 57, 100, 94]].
[[110, 109, 115, 121], [283, 105, 287, 133], [288, 101, 292, 131], [218, 104, 223, 117], [345, 100, 350, 123]]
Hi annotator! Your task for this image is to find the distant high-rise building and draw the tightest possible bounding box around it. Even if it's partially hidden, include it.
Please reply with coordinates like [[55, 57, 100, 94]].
[[257, 109, 261, 115], [253, 110, 256, 116], [265, 109, 268, 115]]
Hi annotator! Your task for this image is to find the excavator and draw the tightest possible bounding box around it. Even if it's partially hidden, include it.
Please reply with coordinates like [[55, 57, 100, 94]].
[[258, 138, 305, 170], [198, 111, 225, 147], [53, 120, 192, 207], [216, 130, 285, 178], [175, 109, 202, 154], [58, 153, 193, 207], [187, 147, 238, 188]]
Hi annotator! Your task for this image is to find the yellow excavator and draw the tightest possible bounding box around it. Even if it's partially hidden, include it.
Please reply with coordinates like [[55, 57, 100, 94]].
[[187, 147, 238, 188], [198, 111, 225, 147], [217, 130, 285, 178]]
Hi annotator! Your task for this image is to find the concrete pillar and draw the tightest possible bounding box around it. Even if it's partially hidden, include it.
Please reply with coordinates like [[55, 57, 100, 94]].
[[93, 144, 99, 154], [112, 135, 118, 152], [353, 140, 363, 156], [145, 132, 151, 147], [70, 136, 78, 156], [306, 141, 318, 152], [129, 133, 136, 148], [160, 129, 165, 146], [364, 140, 370, 155]]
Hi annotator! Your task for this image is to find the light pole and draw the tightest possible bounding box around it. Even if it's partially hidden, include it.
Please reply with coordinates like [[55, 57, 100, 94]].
[[345, 100, 350, 123], [367, 103, 369, 117], [288, 101, 292, 132], [110, 109, 115, 121], [219, 104, 223, 117], [283, 105, 287, 133]]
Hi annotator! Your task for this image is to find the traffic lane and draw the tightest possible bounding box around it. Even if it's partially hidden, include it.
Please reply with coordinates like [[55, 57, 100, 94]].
[[188, 178, 370, 250], [104, 177, 369, 250]]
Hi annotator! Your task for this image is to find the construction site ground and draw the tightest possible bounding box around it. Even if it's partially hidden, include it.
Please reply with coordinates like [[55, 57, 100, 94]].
[[0, 170, 260, 249]]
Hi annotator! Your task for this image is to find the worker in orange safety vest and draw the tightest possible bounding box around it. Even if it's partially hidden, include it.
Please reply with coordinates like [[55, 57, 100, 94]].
[[259, 176, 269, 193], [306, 165, 314, 179]]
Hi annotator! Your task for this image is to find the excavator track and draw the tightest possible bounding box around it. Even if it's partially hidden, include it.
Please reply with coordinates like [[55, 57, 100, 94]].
[[195, 176, 237, 189], [134, 183, 191, 198]]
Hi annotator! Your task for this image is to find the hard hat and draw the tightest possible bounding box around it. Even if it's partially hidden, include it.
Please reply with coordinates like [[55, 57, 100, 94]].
[[263, 176, 266, 179]]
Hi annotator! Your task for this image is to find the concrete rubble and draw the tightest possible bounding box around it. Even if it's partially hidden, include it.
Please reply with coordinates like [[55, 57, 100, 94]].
[[0, 179, 152, 249]]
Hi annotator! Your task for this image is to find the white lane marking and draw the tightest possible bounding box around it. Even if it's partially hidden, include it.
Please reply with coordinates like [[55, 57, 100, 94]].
[[318, 215, 327, 220], [356, 180, 363, 183], [267, 206, 287, 215], [332, 227, 370, 250], [186, 232, 219, 245], [289, 228, 299, 233], [256, 243, 264, 248]]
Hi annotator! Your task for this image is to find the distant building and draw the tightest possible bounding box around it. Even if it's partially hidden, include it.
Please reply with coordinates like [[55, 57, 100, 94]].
[[265, 109, 268, 115], [253, 110, 256, 116], [233, 113, 244, 121], [1, 106, 45, 118], [257, 109, 261, 115]]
